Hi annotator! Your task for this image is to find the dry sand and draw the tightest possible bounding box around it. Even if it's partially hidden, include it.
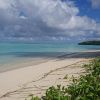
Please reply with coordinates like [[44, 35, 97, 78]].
[[0, 50, 100, 100]]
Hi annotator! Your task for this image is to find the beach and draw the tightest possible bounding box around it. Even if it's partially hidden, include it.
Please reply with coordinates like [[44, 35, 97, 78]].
[[0, 50, 100, 100], [0, 0, 100, 99]]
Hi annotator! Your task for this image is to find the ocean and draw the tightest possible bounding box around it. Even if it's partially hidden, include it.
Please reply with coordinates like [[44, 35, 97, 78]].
[[0, 42, 100, 72]]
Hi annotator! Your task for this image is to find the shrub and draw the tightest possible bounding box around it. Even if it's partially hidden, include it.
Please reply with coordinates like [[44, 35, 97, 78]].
[[29, 58, 100, 100]]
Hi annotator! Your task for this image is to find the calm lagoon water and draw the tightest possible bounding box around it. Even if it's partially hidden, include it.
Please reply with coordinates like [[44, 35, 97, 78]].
[[0, 42, 100, 71]]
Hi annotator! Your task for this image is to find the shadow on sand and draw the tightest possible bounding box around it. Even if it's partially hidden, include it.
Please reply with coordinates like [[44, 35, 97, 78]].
[[1, 51, 100, 59]]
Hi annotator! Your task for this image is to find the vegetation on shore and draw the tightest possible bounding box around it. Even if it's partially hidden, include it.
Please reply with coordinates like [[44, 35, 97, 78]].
[[78, 40, 100, 45], [28, 57, 100, 100]]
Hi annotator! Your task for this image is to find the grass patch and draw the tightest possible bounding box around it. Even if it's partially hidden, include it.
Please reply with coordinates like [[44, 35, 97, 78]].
[[63, 74, 68, 79]]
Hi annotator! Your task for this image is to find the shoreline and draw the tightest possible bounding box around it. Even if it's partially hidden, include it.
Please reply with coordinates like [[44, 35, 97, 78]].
[[0, 58, 50, 73], [0, 50, 100, 100], [0, 52, 73, 73], [0, 50, 100, 73]]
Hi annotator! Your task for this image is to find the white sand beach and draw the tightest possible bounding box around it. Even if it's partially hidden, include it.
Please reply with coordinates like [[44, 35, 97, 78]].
[[0, 0, 100, 99], [0, 51, 100, 100]]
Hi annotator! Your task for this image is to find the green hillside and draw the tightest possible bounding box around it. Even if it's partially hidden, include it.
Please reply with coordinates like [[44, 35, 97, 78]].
[[78, 41, 100, 45]]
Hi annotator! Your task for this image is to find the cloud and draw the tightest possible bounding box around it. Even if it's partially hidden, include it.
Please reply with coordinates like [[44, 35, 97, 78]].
[[91, 0, 100, 9], [0, 0, 99, 41]]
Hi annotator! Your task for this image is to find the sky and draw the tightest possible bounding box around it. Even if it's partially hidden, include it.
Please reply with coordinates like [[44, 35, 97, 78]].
[[0, 0, 100, 42]]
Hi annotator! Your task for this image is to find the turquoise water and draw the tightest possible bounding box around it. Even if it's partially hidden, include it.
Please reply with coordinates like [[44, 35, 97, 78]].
[[0, 42, 100, 65]]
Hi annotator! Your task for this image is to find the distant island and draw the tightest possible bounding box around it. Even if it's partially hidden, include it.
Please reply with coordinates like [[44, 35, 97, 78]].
[[78, 40, 100, 45]]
